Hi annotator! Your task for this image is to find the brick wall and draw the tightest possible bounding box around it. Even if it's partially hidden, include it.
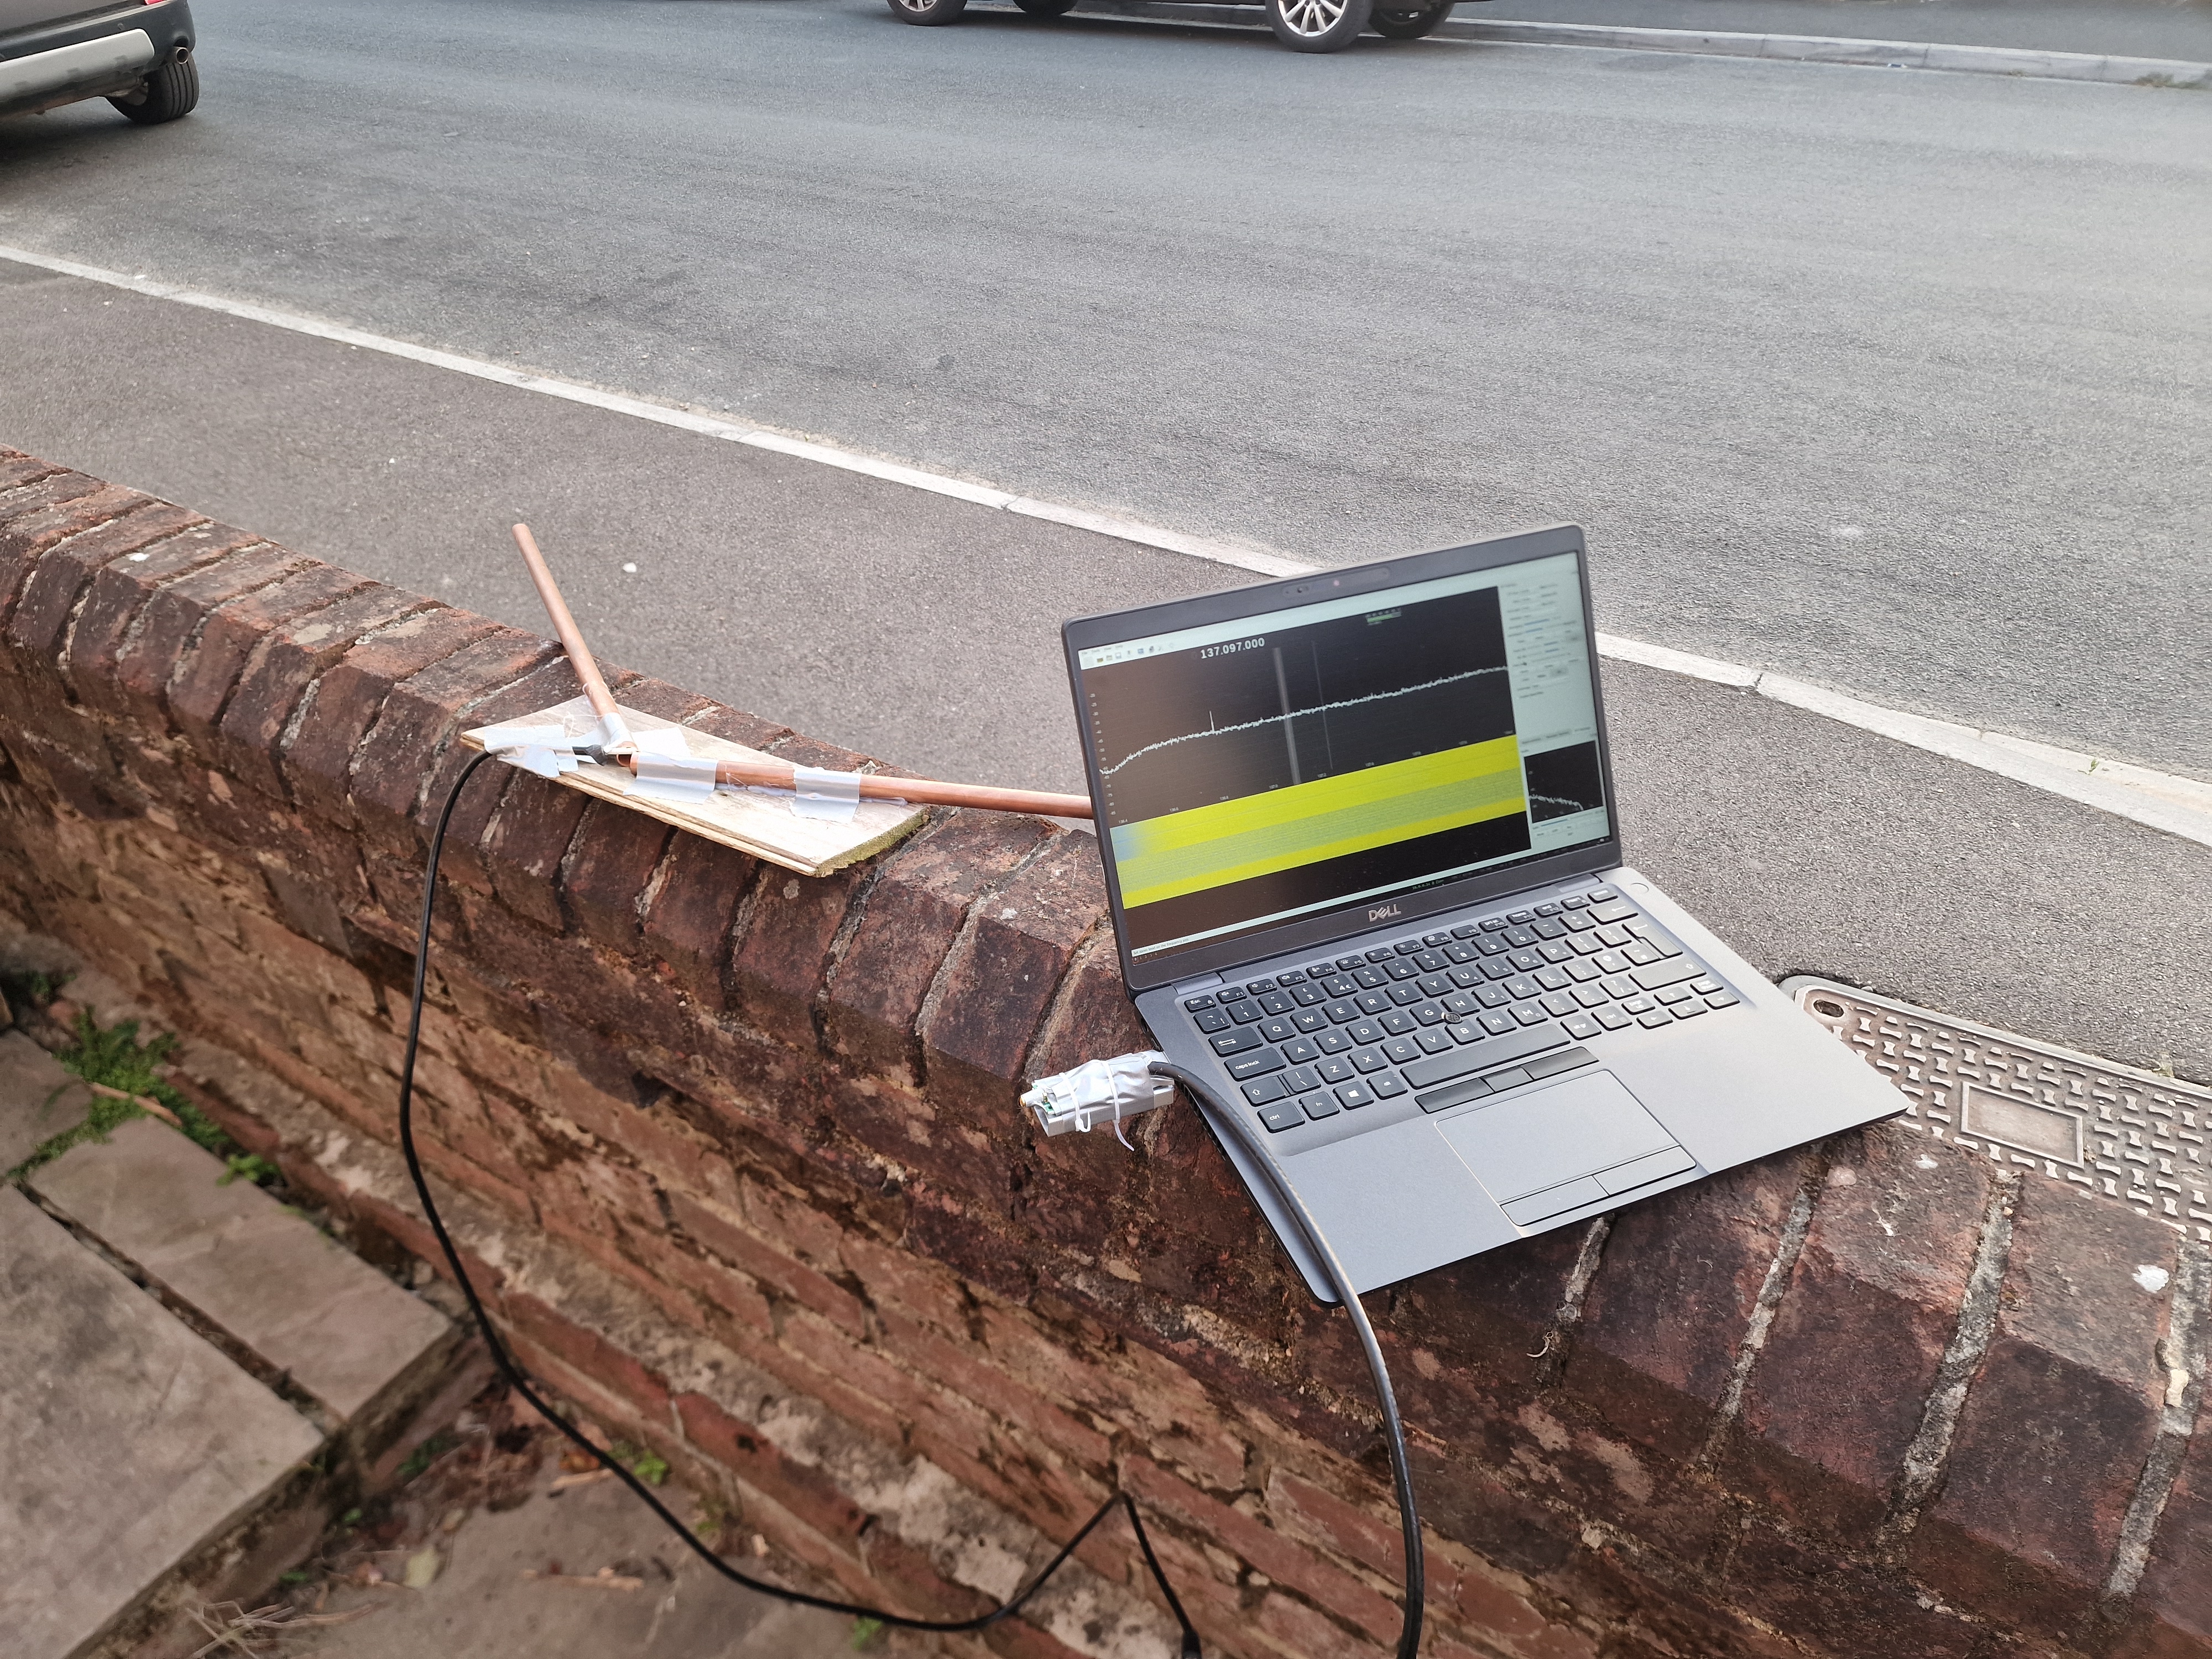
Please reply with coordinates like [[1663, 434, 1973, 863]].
[[3, 447, 2206, 1659]]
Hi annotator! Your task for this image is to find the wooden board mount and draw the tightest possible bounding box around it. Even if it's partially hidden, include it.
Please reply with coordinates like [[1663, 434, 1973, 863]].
[[460, 695, 928, 878]]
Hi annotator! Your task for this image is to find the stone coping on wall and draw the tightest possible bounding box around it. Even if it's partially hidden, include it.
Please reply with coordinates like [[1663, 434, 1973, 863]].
[[2, 447, 2207, 1659]]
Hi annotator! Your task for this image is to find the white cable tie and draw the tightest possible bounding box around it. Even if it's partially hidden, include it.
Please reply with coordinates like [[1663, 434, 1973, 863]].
[[790, 765, 863, 821]]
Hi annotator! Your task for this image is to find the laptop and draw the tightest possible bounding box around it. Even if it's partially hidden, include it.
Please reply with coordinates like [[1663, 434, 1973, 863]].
[[1061, 524, 1905, 1302]]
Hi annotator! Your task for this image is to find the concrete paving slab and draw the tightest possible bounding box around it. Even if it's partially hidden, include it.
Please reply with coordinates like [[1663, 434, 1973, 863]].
[[0, 1186, 325, 1659], [295, 1455, 854, 1659], [0, 1028, 93, 1171], [30, 1117, 455, 1426]]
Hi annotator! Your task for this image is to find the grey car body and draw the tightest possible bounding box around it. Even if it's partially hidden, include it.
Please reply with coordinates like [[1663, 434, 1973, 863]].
[[2, 0, 195, 122]]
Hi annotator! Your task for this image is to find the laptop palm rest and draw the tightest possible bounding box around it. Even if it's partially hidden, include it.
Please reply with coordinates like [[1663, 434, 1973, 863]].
[[1436, 1072, 1689, 1226]]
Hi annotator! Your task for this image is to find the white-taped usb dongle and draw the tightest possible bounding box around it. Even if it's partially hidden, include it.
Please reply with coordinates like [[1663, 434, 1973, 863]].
[[1022, 1052, 1175, 1146]]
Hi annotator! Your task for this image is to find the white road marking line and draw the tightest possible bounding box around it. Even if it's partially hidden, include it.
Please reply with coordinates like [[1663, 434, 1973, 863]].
[[4, 240, 2206, 847], [1599, 634, 2212, 848]]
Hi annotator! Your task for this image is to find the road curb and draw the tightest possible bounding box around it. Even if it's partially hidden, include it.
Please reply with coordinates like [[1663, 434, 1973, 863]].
[[1042, 0, 2212, 86]]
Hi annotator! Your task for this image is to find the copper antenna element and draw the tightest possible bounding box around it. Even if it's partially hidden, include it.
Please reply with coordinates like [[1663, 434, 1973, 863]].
[[512, 523, 632, 752], [507, 525, 1093, 821]]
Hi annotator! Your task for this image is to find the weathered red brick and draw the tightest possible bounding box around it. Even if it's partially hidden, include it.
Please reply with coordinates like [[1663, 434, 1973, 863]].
[[3, 500, 203, 674], [345, 629, 559, 840], [1020, 926, 1151, 1083], [501, 1290, 674, 1422], [1570, 1150, 1813, 1459], [479, 770, 590, 929], [559, 799, 672, 951], [67, 521, 267, 715], [1731, 1124, 1994, 1546], [0, 478, 150, 620], [823, 810, 1053, 1079], [594, 673, 715, 725], [920, 833, 1107, 1115], [0, 469, 93, 620], [1121, 1454, 1406, 1638], [729, 860, 873, 1050], [404, 653, 618, 848], [669, 1188, 865, 1335], [166, 564, 374, 759], [1912, 1178, 2179, 1635], [1725, 1522, 1983, 1659], [213, 585, 432, 797], [2121, 1412, 2212, 1656], [1391, 1219, 1595, 1423], [0, 453, 64, 497], [672, 1390, 870, 1545], [111, 543, 310, 727], [680, 703, 794, 753], [640, 830, 758, 1011], [281, 607, 503, 823]]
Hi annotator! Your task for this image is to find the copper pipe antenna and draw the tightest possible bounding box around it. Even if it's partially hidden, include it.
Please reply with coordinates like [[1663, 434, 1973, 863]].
[[508, 525, 1093, 821]]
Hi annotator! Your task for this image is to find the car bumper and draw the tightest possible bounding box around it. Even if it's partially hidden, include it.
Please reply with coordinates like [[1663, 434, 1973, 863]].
[[0, 0, 193, 118]]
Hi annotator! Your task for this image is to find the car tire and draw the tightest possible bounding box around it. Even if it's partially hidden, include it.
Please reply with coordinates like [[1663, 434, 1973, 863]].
[[1370, 1, 1450, 35], [1267, 0, 1371, 51], [1015, 0, 1079, 13], [888, 0, 969, 24], [110, 55, 198, 124]]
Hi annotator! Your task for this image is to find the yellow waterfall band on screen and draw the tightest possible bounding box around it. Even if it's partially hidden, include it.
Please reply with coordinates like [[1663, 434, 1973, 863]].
[[1112, 735, 1526, 910]]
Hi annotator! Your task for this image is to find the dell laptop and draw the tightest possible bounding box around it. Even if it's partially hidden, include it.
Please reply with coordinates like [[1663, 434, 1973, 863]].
[[1062, 524, 1903, 1302]]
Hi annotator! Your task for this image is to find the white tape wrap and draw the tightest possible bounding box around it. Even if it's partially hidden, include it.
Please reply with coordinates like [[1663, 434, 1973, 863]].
[[596, 708, 634, 750], [1022, 1051, 1176, 1144], [476, 723, 571, 753], [630, 748, 719, 803], [507, 745, 579, 780], [791, 765, 863, 821]]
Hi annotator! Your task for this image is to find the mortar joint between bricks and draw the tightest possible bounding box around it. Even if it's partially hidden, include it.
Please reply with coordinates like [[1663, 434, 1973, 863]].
[[103, 541, 271, 698], [810, 842, 902, 1056], [49, 518, 196, 679], [711, 857, 775, 1019], [1527, 1214, 1614, 1389], [397, 651, 564, 825], [271, 597, 444, 781], [1698, 1143, 1831, 1469], [1019, 913, 1119, 1099], [1874, 1168, 2022, 1561], [152, 561, 307, 722], [2092, 1235, 2212, 1620], [907, 828, 1066, 1089]]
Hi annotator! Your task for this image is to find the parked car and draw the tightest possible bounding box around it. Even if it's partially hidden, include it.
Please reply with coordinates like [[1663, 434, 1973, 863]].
[[1, 0, 197, 125], [886, 0, 1455, 54]]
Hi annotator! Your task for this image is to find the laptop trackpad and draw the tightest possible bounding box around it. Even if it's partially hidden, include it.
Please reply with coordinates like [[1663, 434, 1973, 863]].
[[1437, 1071, 1679, 1212]]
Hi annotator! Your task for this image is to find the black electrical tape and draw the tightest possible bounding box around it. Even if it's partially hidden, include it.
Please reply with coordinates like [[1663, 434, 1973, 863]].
[[1149, 1060, 1426, 1659], [399, 750, 1202, 1657]]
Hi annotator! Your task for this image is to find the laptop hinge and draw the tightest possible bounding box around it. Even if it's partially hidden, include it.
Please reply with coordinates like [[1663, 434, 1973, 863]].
[[1171, 971, 1226, 997]]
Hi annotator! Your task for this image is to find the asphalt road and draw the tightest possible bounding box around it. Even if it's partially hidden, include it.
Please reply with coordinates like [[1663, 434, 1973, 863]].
[[1, 0, 2206, 780], [3, 264, 2205, 1082]]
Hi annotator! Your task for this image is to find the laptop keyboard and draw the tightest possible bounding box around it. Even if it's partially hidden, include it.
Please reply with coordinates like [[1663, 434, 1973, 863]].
[[1179, 885, 1740, 1136]]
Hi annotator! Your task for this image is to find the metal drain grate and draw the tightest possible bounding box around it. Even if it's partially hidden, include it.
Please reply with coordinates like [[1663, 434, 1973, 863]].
[[1785, 978, 2210, 1241]]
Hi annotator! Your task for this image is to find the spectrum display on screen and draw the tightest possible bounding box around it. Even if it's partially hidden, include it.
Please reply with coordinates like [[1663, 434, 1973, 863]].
[[1077, 555, 1610, 959]]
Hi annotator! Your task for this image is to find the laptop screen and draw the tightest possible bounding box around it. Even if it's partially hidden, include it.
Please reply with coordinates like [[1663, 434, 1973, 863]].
[[1074, 547, 1611, 967]]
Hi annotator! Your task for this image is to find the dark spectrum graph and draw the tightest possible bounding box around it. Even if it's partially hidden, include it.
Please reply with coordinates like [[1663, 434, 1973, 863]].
[[1523, 740, 1605, 822], [1084, 588, 1516, 830]]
